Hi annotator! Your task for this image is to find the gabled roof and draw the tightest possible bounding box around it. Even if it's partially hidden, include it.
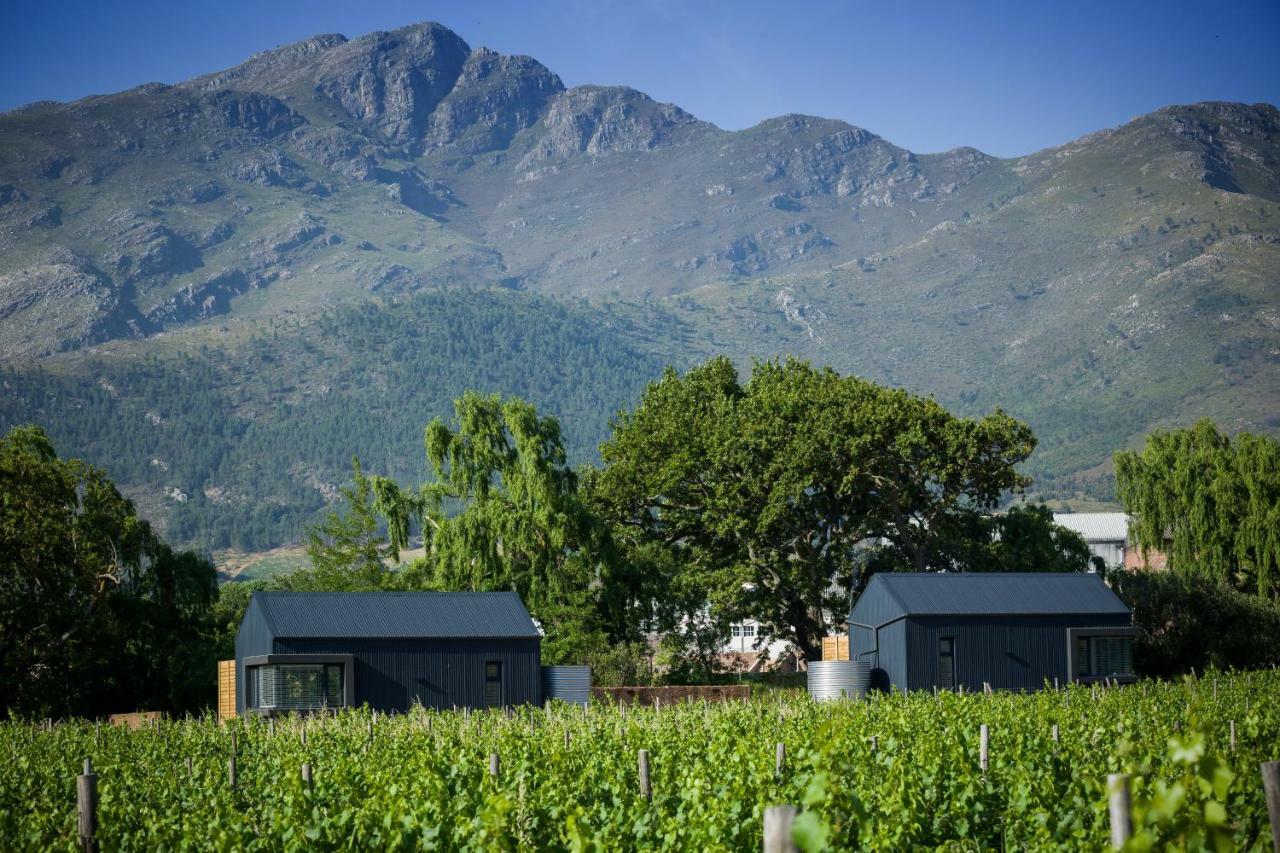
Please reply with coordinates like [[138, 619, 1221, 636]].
[[248, 591, 541, 639], [1052, 512, 1129, 543], [855, 572, 1131, 617]]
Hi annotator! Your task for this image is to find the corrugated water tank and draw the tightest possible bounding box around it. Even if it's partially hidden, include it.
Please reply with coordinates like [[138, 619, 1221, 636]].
[[807, 660, 870, 700], [542, 665, 592, 706]]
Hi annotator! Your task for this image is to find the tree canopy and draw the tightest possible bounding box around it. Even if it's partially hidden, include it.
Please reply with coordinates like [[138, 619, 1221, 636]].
[[1115, 418, 1280, 598], [585, 357, 1048, 661], [367, 392, 649, 663], [0, 426, 218, 717]]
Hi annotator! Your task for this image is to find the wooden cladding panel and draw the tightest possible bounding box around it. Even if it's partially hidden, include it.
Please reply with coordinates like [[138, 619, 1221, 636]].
[[217, 659, 237, 721], [822, 636, 850, 661]]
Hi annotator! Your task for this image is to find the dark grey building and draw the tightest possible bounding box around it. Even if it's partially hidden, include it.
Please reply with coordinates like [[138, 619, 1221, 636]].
[[849, 573, 1135, 693], [235, 591, 542, 714]]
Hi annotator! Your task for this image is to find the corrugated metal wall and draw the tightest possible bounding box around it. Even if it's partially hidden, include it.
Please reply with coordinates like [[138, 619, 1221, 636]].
[[849, 581, 908, 689], [273, 637, 542, 711], [234, 599, 274, 715], [903, 614, 1132, 692]]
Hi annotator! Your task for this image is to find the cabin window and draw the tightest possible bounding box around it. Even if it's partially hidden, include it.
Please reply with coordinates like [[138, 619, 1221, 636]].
[[247, 663, 344, 711], [484, 661, 503, 707], [938, 637, 955, 689], [1075, 635, 1134, 678]]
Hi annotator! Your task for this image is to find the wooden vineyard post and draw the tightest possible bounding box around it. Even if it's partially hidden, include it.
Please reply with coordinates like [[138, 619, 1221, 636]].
[[1051, 724, 1060, 750], [489, 753, 500, 781], [77, 758, 98, 853], [775, 742, 786, 779], [763, 805, 798, 853], [564, 728, 570, 750], [638, 749, 652, 801], [301, 762, 313, 792], [1107, 774, 1132, 848], [1262, 762, 1280, 853], [228, 753, 237, 790], [185, 756, 193, 777], [268, 717, 275, 737], [979, 725, 990, 775], [1230, 720, 1236, 753], [870, 735, 878, 753]]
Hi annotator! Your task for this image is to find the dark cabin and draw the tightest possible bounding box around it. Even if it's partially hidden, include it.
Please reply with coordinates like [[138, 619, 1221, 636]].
[[235, 591, 542, 714], [849, 573, 1135, 693]]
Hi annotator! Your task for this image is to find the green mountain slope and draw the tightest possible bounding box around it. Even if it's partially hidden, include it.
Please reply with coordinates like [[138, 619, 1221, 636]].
[[0, 291, 683, 548], [0, 21, 1276, 547]]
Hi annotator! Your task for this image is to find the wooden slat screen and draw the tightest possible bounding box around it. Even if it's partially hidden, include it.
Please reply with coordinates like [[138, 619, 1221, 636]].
[[217, 659, 237, 721], [822, 636, 849, 661]]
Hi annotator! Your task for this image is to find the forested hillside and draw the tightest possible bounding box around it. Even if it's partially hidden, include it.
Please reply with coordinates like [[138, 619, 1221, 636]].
[[0, 291, 679, 548]]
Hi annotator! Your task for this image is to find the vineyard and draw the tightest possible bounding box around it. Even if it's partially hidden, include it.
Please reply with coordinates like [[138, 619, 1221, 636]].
[[2, 671, 1279, 851]]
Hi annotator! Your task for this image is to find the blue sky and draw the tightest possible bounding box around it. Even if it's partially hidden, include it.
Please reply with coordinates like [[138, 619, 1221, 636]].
[[2, 0, 1277, 156]]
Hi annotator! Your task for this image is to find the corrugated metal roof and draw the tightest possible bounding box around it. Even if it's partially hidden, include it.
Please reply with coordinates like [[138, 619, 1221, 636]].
[[1052, 512, 1129, 543], [250, 591, 541, 639], [863, 573, 1131, 617]]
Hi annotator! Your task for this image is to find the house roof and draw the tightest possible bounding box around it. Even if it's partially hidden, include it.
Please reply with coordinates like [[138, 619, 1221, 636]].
[[1052, 512, 1129, 543], [248, 591, 541, 639], [856, 572, 1131, 617]]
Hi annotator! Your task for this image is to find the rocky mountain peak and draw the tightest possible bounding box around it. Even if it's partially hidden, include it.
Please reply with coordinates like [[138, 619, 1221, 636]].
[[518, 85, 711, 165]]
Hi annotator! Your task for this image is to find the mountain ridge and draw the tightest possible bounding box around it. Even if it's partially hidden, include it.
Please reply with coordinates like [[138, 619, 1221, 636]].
[[1, 20, 1277, 550]]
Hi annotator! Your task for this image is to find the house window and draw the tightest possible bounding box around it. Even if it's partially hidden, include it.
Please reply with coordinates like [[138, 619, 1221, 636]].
[[731, 625, 743, 637], [742, 624, 755, 638], [939, 637, 955, 689], [248, 663, 344, 711], [1075, 635, 1134, 678], [484, 661, 503, 707]]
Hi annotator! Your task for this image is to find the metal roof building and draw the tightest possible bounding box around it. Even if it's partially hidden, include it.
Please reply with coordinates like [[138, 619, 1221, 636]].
[[849, 573, 1134, 693], [234, 591, 542, 714], [1053, 512, 1130, 569]]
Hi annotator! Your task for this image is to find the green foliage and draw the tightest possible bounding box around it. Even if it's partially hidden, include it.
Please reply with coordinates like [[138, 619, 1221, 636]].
[[299, 459, 396, 592], [1115, 419, 1280, 597], [1110, 570, 1280, 677], [368, 392, 649, 664], [586, 357, 1038, 660], [0, 426, 218, 717], [868, 502, 1101, 574], [1, 672, 1276, 849]]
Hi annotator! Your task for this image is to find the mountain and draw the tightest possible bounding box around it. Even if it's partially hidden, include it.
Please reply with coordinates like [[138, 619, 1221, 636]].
[[1, 21, 1277, 550]]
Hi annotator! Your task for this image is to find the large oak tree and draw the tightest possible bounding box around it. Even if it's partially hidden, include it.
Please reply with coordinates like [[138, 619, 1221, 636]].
[[584, 358, 1039, 661]]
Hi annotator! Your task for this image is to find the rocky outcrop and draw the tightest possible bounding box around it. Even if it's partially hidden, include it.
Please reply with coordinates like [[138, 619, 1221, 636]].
[[422, 48, 563, 153], [518, 86, 708, 167], [201, 90, 301, 136], [146, 268, 249, 324], [229, 149, 318, 191], [718, 222, 834, 274], [312, 23, 471, 146], [0, 259, 146, 356], [97, 212, 201, 284], [375, 167, 457, 216]]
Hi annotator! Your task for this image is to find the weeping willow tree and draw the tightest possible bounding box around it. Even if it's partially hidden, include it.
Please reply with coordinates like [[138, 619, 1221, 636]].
[[369, 392, 643, 661], [1115, 419, 1280, 598]]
